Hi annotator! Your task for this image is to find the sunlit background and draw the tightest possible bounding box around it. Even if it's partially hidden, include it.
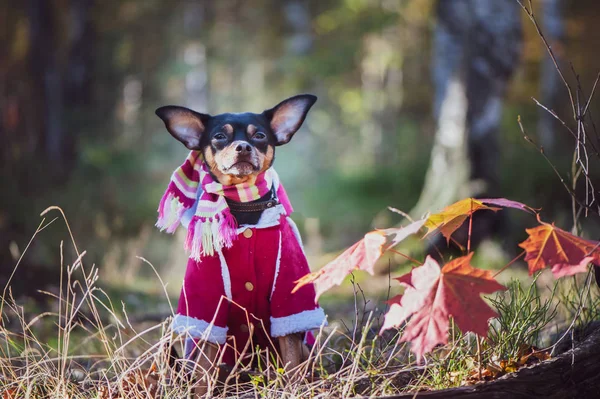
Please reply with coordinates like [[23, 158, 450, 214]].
[[1, 0, 599, 317]]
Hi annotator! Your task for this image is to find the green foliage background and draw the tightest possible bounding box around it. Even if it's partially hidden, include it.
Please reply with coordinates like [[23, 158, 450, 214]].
[[1, 0, 599, 298]]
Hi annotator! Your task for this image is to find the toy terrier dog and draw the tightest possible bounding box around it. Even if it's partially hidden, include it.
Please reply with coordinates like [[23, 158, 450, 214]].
[[155, 94, 325, 393]]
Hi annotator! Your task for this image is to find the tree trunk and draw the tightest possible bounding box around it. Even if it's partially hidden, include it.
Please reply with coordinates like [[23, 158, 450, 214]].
[[410, 0, 522, 221], [0, 0, 94, 286], [368, 325, 600, 399], [65, 0, 95, 106], [182, 0, 209, 112], [28, 0, 64, 167]]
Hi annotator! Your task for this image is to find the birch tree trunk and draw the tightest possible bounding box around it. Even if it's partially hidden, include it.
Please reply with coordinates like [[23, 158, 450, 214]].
[[410, 0, 522, 220]]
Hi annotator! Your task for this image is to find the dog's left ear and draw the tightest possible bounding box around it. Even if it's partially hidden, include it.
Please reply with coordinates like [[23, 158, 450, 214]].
[[263, 94, 317, 145], [155, 106, 210, 150]]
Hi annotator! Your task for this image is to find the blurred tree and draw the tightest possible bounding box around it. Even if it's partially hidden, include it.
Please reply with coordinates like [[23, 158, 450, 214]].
[[537, 0, 565, 152], [1, 0, 597, 296], [0, 0, 95, 294], [0, 0, 174, 288], [410, 0, 522, 230], [26, 0, 94, 173]]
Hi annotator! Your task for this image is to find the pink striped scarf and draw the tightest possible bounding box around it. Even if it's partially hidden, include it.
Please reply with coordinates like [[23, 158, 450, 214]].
[[156, 151, 292, 260]]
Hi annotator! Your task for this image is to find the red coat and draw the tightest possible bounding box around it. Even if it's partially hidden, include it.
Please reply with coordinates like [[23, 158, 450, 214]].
[[172, 213, 325, 365]]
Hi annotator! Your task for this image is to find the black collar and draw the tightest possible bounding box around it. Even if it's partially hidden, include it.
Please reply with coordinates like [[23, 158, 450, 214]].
[[225, 186, 279, 226], [226, 198, 279, 213], [225, 186, 279, 213]]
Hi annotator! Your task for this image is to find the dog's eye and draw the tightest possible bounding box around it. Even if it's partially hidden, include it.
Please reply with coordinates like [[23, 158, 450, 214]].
[[213, 133, 227, 140], [254, 132, 266, 140]]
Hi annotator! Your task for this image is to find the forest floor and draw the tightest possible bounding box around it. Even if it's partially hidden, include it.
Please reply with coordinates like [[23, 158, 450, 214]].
[[2, 238, 566, 399]]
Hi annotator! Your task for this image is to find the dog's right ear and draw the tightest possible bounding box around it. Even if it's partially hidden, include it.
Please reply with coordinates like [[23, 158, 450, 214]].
[[155, 106, 210, 149], [263, 94, 317, 146]]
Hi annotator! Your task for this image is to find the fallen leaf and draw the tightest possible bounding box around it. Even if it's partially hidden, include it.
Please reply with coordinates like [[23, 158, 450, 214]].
[[485, 361, 505, 378], [518, 222, 600, 278], [118, 367, 160, 398], [381, 254, 506, 359], [516, 344, 551, 366], [2, 389, 18, 399], [294, 219, 425, 300], [466, 365, 496, 384], [502, 360, 519, 373], [96, 386, 110, 399]]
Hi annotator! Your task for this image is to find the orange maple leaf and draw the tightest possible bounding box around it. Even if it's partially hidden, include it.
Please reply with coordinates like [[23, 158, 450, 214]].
[[381, 253, 506, 359], [518, 222, 600, 278], [294, 219, 425, 300], [424, 198, 501, 243], [424, 198, 535, 244]]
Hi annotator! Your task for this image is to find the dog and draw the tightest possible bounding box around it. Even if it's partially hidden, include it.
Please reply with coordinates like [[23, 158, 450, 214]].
[[155, 94, 326, 392]]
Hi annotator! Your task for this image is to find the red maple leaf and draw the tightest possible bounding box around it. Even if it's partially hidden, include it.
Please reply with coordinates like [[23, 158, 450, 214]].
[[294, 219, 425, 300], [518, 222, 600, 278], [381, 254, 506, 359]]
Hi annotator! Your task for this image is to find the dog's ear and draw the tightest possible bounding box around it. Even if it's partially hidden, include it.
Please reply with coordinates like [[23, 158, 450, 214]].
[[263, 94, 317, 145], [155, 106, 210, 149]]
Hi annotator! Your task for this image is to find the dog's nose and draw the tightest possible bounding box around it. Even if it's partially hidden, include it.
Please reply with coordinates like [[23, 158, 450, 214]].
[[235, 143, 252, 153]]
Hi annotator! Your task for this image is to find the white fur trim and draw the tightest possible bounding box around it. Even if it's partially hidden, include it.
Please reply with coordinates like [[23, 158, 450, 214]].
[[270, 231, 283, 299], [217, 248, 232, 299], [286, 217, 305, 253], [171, 314, 228, 344], [270, 308, 327, 337]]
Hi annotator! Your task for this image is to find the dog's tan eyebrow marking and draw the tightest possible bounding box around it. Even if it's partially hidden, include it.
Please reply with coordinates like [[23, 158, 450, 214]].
[[247, 124, 257, 135], [222, 124, 234, 134]]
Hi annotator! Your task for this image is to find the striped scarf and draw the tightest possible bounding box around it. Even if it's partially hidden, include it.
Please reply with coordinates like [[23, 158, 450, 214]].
[[156, 151, 292, 260]]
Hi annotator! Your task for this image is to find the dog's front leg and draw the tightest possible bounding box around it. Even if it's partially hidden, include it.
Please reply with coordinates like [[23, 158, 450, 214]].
[[192, 341, 219, 398], [278, 333, 304, 372]]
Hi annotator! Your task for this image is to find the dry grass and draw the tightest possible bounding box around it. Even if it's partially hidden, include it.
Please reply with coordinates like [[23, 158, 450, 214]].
[[1, 207, 598, 398], [0, 208, 422, 398]]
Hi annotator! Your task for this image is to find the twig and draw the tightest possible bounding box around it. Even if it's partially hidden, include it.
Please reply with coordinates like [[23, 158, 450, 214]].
[[493, 251, 526, 278], [388, 207, 415, 223], [467, 200, 474, 253], [517, 0, 576, 119], [387, 249, 422, 266], [518, 116, 596, 215]]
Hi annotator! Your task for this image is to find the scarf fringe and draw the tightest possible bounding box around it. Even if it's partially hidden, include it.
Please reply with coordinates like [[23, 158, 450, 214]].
[[218, 211, 237, 248], [157, 152, 290, 260], [185, 211, 238, 260], [156, 191, 186, 234]]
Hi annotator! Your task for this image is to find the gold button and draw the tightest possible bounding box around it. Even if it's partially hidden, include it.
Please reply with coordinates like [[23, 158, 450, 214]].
[[245, 282, 254, 291], [240, 324, 249, 333], [243, 228, 253, 238]]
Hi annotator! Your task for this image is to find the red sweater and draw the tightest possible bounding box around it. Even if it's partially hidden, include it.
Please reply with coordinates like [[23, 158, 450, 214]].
[[172, 214, 326, 365]]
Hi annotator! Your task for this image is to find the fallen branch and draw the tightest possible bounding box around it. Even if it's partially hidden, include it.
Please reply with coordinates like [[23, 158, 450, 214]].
[[371, 324, 600, 398]]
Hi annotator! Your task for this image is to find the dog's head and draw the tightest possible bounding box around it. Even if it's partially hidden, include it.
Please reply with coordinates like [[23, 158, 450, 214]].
[[156, 94, 316, 185]]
